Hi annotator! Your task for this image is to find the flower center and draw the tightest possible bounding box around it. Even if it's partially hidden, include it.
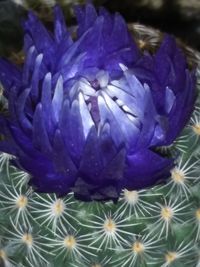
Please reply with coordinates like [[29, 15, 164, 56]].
[[69, 67, 145, 144], [90, 79, 101, 91]]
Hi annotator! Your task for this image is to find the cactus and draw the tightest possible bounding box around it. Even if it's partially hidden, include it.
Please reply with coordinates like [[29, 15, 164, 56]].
[[0, 3, 200, 267]]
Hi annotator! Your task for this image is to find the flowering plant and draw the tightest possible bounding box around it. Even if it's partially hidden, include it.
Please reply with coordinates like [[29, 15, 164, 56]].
[[1, 3, 200, 267], [0, 4, 196, 203]]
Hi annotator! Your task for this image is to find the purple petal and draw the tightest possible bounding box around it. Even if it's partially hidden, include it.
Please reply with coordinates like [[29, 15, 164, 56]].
[[74, 3, 98, 36], [124, 149, 174, 190]]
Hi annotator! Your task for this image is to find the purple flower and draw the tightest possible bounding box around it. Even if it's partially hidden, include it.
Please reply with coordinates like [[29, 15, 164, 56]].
[[0, 4, 196, 201]]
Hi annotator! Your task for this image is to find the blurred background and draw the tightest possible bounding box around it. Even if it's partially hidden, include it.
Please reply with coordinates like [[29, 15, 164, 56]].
[[0, 0, 200, 58]]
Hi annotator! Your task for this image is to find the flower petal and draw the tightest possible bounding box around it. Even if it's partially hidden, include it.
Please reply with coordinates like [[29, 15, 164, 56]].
[[124, 149, 174, 189]]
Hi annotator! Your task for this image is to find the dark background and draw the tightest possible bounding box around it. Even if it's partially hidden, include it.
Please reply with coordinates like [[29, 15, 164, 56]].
[[105, 0, 200, 50], [0, 0, 200, 57]]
